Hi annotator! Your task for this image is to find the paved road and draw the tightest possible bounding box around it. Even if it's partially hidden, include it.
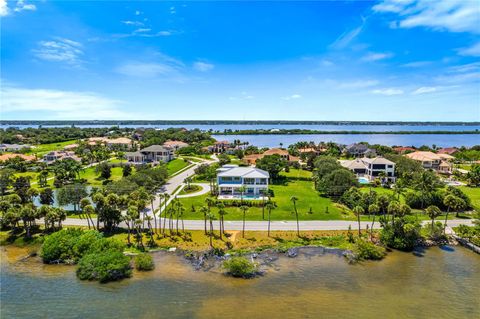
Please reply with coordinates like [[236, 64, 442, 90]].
[[176, 183, 211, 198], [61, 217, 474, 231]]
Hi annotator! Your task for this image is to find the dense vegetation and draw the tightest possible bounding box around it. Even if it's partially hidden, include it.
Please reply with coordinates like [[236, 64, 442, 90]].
[[222, 256, 257, 278]]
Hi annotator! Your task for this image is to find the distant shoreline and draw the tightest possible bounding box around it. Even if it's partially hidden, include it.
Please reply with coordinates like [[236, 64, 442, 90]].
[[1, 120, 479, 126], [215, 130, 480, 135]]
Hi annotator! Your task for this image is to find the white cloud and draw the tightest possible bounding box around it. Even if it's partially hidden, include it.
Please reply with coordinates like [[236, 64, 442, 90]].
[[412, 86, 437, 95], [320, 59, 334, 67], [134, 28, 151, 33], [116, 62, 179, 78], [0, 0, 9, 16], [401, 61, 432, 68], [373, 0, 480, 34], [339, 80, 379, 89], [458, 42, 480, 57], [14, 0, 35, 12], [329, 25, 363, 50], [135, 10, 141, 16], [122, 20, 144, 26], [32, 38, 84, 66], [193, 61, 214, 72], [362, 52, 393, 62], [170, 6, 176, 14], [1, 0, 36, 16], [0, 85, 129, 120], [282, 94, 302, 100], [371, 88, 404, 95], [435, 62, 480, 83]]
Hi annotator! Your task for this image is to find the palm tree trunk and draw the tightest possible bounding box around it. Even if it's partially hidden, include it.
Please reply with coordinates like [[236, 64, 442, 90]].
[[209, 220, 213, 248], [357, 214, 361, 236], [370, 215, 376, 241], [268, 209, 271, 237], [443, 208, 450, 233], [242, 212, 246, 238], [204, 213, 207, 235]]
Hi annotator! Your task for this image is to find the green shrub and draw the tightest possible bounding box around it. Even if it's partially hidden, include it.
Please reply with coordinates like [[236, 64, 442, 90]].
[[134, 253, 155, 271], [77, 249, 132, 283], [380, 216, 421, 251], [41, 228, 84, 263], [222, 256, 257, 278], [353, 239, 386, 260]]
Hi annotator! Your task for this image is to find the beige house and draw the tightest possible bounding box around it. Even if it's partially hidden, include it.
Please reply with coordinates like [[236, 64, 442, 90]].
[[163, 140, 189, 150], [87, 137, 134, 150], [43, 151, 81, 164], [125, 145, 173, 164], [243, 148, 299, 165], [405, 151, 454, 174], [340, 157, 396, 182]]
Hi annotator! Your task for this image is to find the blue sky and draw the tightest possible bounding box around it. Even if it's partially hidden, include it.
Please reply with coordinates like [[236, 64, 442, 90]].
[[1, 0, 479, 121]]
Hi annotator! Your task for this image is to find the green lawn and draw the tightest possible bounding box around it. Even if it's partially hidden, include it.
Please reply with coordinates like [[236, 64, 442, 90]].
[[29, 140, 78, 156], [459, 186, 480, 211], [174, 169, 349, 221], [14, 171, 54, 189], [167, 158, 190, 176], [78, 165, 126, 186]]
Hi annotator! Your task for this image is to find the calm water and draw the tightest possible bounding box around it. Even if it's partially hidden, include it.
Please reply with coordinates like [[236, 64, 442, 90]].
[[213, 133, 480, 148], [2, 123, 480, 132], [1, 246, 479, 319]]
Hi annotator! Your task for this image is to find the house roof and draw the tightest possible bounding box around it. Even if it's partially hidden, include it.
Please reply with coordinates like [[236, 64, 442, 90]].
[[0, 143, 31, 149], [360, 157, 395, 165], [437, 147, 458, 155], [125, 151, 143, 157], [339, 159, 367, 170], [406, 151, 441, 161], [214, 140, 231, 145], [393, 146, 416, 153], [141, 145, 172, 152], [0, 154, 36, 162], [264, 148, 289, 156], [163, 140, 189, 148], [298, 148, 317, 153], [346, 143, 369, 151], [217, 165, 269, 178], [108, 137, 132, 144]]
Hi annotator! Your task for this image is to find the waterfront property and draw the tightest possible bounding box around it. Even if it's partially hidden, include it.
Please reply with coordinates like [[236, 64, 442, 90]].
[[162, 140, 189, 150], [243, 148, 299, 165], [406, 151, 454, 174], [217, 164, 269, 199], [125, 145, 174, 164], [42, 151, 81, 164], [87, 137, 134, 150], [340, 157, 396, 182], [344, 143, 376, 157], [0, 143, 31, 152]]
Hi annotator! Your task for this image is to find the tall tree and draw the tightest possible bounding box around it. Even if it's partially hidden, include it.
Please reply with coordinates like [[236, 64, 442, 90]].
[[265, 201, 276, 237], [290, 196, 300, 237], [240, 205, 249, 238], [353, 206, 364, 236]]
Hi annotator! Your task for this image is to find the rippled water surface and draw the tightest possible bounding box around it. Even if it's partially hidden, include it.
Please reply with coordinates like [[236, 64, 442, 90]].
[[1, 246, 479, 319]]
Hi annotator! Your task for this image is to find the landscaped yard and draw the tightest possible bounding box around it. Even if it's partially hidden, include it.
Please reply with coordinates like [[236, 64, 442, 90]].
[[79, 165, 126, 186], [459, 186, 480, 211], [28, 140, 78, 156], [174, 169, 349, 221], [167, 158, 190, 176], [14, 171, 54, 189]]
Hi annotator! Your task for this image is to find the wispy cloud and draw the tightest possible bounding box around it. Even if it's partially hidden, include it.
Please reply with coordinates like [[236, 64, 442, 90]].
[[373, 0, 480, 34], [282, 94, 302, 100], [122, 20, 144, 26], [229, 92, 255, 100], [371, 88, 404, 95], [457, 42, 480, 57], [170, 6, 176, 14], [1, 84, 129, 120], [32, 38, 84, 67], [193, 61, 214, 72], [116, 53, 185, 79], [361, 52, 393, 62], [412, 86, 437, 95], [401, 61, 432, 68], [338, 79, 379, 89], [329, 22, 364, 50], [1, 0, 36, 16], [435, 62, 480, 83]]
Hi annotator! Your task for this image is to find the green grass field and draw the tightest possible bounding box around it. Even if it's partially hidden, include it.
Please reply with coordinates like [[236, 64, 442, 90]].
[[174, 169, 349, 221], [14, 171, 54, 189], [459, 186, 480, 211], [28, 140, 78, 156], [78, 165, 126, 186], [167, 158, 190, 176]]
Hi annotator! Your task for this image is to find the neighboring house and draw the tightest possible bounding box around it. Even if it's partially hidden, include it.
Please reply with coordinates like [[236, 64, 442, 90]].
[[87, 137, 134, 150], [344, 143, 376, 157], [340, 157, 396, 182], [393, 146, 416, 154], [208, 141, 231, 153], [437, 147, 458, 155], [0, 154, 37, 163], [216, 164, 269, 199], [242, 148, 299, 165], [0, 144, 31, 152], [298, 147, 325, 156], [405, 151, 454, 174], [163, 140, 189, 150], [63, 144, 79, 150], [125, 145, 173, 164], [43, 151, 81, 164]]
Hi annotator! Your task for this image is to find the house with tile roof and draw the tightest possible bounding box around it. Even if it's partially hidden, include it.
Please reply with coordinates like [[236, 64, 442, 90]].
[[340, 157, 396, 182], [405, 151, 454, 174], [125, 145, 173, 164]]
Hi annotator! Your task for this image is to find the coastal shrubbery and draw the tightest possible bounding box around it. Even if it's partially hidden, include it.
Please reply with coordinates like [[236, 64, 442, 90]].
[[353, 239, 386, 261], [134, 253, 155, 271], [222, 256, 257, 278], [41, 229, 132, 282], [380, 216, 421, 251]]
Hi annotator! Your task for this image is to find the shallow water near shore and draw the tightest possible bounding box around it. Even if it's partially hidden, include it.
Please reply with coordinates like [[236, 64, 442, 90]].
[[1, 245, 479, 319]]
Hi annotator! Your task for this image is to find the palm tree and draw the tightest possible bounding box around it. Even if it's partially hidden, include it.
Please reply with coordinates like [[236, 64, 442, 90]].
[[238, 186, 246, 204], [353, 205, 364, 236], [443, 195, 464, 233], [265, 201, 276, 237], [387, 201, 401, 225], [207, 212, 216, 248], [200, 206, 209, 235], [240, 205, 249, 238], [145, 215, 155, 247], [216, 202, 226, 239], [290, 196, 300, 237], [425, 205, 441, 233], [368, 203, 379, 240]]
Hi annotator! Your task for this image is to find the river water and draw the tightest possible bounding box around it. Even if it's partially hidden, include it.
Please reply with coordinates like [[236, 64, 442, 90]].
[[1, 246, 479, 319]]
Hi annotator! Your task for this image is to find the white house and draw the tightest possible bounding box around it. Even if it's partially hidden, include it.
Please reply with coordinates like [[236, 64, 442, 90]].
[[340, 157, 396, 182], [125, 145, 173, 164], [216, 164, 269, 199]]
